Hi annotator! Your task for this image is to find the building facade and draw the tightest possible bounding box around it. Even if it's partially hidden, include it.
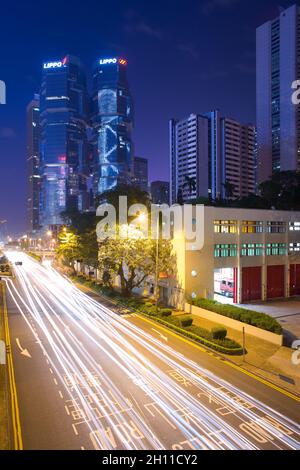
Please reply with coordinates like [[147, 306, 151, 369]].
[[132, 156, 148, 192], [40, 55, 89, 227], [170, 112, 255, 204], [151, 181, 170, 205], [170, 207, 300, 305], [169, 114, 209, 204], [92, 57, 133, 195], [26, 94, 41, 233], [256, 4, 300, 183], [221, 118, 256, 199]]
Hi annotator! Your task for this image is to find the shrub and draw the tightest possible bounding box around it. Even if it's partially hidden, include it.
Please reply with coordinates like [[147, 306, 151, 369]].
[[191, 297, 282, 334], [178, 315, 193, 327], [211, 326, 227, 340], [160, 308, 172, 317]]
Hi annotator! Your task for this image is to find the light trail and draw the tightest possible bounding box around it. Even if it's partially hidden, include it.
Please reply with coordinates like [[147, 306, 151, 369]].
[[4, 251, 300, 450]]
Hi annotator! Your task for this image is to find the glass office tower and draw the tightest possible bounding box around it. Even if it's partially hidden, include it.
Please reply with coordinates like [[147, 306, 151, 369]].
[[40, 55, 89, 227], [92, 57, 133, 194], [26, 94, 41, 233]]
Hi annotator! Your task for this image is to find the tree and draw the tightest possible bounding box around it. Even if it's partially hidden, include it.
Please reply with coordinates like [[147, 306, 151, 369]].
[[98, 225, 176, 297], [176, 188, 184, 205], [222, 180, 235, 200], [56, 231, 80, 271], [258, 171, 300, 210], [97, 183, 151, 220], [60, 209, 96, 234], [183, 175, 197, 198]]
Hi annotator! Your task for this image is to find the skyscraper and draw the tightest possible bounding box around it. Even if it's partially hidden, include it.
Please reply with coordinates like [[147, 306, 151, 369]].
[[256, 4, 300, 183], [170, 112, 255, 204], [169, 114, 209, 204], [40, 55, 89, 227], [92, 57, 133, 195], [26, 94, 40, 233], [132, 156, 148, 192], [221, 118, 256, 199]]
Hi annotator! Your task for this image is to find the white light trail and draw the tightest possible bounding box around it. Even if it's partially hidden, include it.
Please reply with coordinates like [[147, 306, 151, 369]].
[[4, 251, 300, 450]]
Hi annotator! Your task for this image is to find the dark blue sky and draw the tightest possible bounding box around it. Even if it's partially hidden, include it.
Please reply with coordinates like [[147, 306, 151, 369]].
[[0, 0, 296, 234]]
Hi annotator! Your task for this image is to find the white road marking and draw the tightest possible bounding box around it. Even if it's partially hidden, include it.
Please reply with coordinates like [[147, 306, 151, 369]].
[[151, 328, 168, 342], [15, 337, 32, 358]]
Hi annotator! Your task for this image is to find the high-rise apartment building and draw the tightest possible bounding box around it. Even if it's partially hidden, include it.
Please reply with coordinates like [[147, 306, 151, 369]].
[[221, 118, 256, 199], [256, 4, 300, 182], [40, 55, 89, 227], [169, 114, 209, 204], [92, 57, 133, 195], [26, 94, 41, 233], [132, 156, 148, 192], [170, 112, 255, 204]]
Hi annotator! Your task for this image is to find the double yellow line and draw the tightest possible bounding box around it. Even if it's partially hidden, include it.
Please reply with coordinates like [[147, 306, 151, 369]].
[[137, 313, 300, 404], [2, 282, 23, 450]]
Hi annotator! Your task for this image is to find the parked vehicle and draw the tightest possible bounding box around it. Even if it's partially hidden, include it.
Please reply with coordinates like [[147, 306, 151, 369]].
[[220, 279, 234, 298]]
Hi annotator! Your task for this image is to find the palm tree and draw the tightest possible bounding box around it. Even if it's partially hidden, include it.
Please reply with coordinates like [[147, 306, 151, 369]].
[[183, 175, 197, 199], [222, 180, 235, 200]]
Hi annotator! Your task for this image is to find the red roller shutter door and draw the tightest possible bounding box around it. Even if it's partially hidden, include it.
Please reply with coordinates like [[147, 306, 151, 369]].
[[267, 265, 285, 299], [242, 267, 262, 302], [290, 264, 300, 296]]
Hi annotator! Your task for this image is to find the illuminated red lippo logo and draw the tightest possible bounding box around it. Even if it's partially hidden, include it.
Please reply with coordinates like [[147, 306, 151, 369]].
[[118, 59, 127, 65], [58, 155, 66, 163]]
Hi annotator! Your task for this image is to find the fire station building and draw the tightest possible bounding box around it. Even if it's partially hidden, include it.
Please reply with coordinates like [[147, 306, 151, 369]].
[[170, 207, 300, 305]]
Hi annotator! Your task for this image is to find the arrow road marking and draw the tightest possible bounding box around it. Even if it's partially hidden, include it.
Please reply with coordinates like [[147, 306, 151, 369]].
[[151, 328, 168, 342], [16, 338, 31, 358]]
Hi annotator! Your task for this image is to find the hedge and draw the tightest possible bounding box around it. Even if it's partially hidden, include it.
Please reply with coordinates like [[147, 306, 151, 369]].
[[211, 326, 227, 340], [145, 314, 243, 355], [190, 297, 282, 335], [28, 252, 42, 262], [72, 275, 243, 355]]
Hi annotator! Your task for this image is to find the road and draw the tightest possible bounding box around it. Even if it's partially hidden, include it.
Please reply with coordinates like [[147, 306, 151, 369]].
[[3, 252, 300, 450]]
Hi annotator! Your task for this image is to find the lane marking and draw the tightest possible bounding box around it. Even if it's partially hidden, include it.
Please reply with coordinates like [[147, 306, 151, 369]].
[[72, 424, 78, 435], [58, 391, 64, 399], [135, 314, 300, 404], [2, 283, 23, 449], [53, 378, 58, 386], [15, 338, 31, 358], [151, 328, 168, 342]]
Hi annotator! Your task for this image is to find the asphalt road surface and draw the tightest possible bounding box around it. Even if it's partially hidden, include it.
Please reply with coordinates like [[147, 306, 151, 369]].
[[4, 252, 300, 450]]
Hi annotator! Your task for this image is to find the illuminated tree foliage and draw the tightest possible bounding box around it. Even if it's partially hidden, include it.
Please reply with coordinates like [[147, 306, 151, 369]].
[[98, 225, 176, 297]]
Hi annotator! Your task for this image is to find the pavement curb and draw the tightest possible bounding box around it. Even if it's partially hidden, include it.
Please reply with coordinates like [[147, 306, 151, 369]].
[[74, 278, 300, 404]]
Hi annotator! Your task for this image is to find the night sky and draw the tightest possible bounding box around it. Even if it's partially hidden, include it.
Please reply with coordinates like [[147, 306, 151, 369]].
[[0, 0, 296, 234]]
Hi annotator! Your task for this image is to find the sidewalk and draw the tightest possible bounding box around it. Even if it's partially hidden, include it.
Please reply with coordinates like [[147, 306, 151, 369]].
[[0, 282, 12, 450], [189, 313, 300, 394]]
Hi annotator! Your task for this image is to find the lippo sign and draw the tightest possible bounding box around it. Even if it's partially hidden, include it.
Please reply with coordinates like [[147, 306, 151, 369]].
[[96, 197, 205, 251], [0, 80, 6, 104]]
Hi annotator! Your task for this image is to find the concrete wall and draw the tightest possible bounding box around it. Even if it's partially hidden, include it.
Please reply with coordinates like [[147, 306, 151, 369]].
[[184, 303, 283, 346]]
